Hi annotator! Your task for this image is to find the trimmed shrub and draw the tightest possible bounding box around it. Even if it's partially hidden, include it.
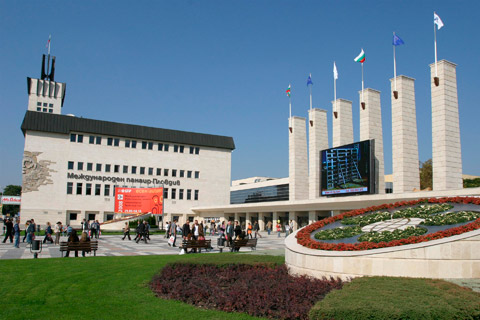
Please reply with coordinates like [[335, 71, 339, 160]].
[[309, 276, 480, 320], [150, 263, 343, 320]]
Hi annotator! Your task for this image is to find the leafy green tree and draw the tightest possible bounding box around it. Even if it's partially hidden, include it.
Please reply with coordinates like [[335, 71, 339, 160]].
[[464, 178, 480, 188], [419, 159, 432, 190], [1, 185, 22, 216]]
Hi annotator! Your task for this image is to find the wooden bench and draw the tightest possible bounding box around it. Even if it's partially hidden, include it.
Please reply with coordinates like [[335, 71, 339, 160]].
[[227, 238, 258, 251], [179, 239, 212, 253], [60, 241, 98, 257]]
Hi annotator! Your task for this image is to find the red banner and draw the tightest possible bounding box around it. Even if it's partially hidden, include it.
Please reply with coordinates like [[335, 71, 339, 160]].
[[114, 187, 164, 214]]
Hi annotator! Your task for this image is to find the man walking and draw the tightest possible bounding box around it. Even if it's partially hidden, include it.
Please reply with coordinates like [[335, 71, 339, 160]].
[[253, 221, 262, 238], [13, 219, 20, 248], [2, 218, 14, 243], [266, 220, 272, 235], [225, 220, 234, 250], [182, 220, 191, 240], [169, 219, 177, 247]]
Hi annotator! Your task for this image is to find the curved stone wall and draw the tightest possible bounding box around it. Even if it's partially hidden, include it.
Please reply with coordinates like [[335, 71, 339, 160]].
[[285, 228, 480, 279]]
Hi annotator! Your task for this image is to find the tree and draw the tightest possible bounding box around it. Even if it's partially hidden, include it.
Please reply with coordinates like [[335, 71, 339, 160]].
[[1, 185, 22, 216], [419, 159, 432, 190]]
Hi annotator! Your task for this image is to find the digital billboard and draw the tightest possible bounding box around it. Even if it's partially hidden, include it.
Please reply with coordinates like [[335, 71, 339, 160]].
[[114, 187, 164, 214], [320, 140, 375, 196]]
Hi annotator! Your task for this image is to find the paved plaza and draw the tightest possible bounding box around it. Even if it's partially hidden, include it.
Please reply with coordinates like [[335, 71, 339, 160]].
[[0, 232, 287, 260]]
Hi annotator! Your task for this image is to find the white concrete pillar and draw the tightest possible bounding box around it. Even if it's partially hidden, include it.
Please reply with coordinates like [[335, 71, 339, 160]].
[[308, 211, 316, 225], [288, 212, 298, 230], [245, 212, 251, 230], [258, 212, 265, 231], [308, 108, 329, 199], [430, 60, 463, 190], [289, 117, 309, 200], [234, 212, 239, 223], [332, 99, 353, 148], [272, 212, 278, 225], [360, 88, 385, 194], [390, 75, 420, 193]]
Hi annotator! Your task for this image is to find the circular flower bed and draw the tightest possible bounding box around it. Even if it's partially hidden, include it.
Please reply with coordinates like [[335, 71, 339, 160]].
[[296, 197, 480, 251]]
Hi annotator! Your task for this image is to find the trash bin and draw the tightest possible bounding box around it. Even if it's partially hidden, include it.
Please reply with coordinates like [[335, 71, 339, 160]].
[[32, 240, 41, 251], [217, 237, 225, 247]]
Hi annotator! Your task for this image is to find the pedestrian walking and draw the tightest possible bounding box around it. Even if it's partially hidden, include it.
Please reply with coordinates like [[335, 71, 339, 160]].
[[22, 220, 29, 242], [43, 222, 54, 244], [54, 222, 62, 245], [266, 221, 272, 235], [13, 218, 20, 248], [247, 222, 253, 239], [122, 222, 131, 240], [26, 220, 35, 244], [168, 219, 177, 247], [95, 220, 101, 239], [285, 223, 290, 238], [276, 220, 282, 238], [253, 221, 262, 238], [2, 218, 13, 243]]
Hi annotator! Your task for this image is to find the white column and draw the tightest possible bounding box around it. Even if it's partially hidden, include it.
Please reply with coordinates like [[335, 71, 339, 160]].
[[245, 212, 251, 230], [272, 212, 278, 225], [234, 212, 239, 223], [308, 109, 329, 199], [308, 211, 316, 225], [332, 99, 353, 148], [390, 75, 420, 193], [360, 88, 385, 194], [289, 117, 308, 200], [430, 60, 463, 190], [258, 212, 265, 231], [288, 212, 297, 230]]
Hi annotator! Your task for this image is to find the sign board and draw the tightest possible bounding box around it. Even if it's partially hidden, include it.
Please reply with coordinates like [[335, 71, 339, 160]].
[[1, 196, 21, 205], [114, 187, 163, 214]]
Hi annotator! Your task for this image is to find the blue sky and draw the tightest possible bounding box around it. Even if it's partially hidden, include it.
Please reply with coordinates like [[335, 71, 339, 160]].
[[1, 0, 479, 189]]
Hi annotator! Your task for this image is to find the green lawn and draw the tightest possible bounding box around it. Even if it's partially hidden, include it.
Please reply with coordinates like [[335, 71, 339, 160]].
[[0, 254, 283, 320]]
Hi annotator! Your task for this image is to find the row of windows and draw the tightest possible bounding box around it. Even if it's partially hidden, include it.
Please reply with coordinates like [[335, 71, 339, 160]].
[[36, 102, 54, 113], [66, 182, 199, 200], [70, 134, 200, 155], [67, 161, 200, 178]]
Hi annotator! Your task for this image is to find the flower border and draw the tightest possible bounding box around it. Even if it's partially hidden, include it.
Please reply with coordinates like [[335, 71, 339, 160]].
[[296, 197, 480, 251]]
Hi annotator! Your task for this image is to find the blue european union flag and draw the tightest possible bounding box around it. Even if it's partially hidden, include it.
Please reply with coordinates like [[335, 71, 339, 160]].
[[393, 34, 404, 46], [307, 74, 313, 86]]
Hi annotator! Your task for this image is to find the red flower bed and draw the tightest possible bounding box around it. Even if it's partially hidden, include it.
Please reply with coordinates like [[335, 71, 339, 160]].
[[296, 197, 480, 251], [150, 263, 343, 320]]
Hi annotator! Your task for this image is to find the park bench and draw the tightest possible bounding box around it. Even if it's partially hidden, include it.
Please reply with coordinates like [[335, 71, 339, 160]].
[[180, 239, 212, 253], [227, 238, 258, 251], [60, 241, 98, 257]]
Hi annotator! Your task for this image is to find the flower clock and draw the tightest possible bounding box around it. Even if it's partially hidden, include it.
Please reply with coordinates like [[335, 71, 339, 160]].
[[296, 197, 480, 251]]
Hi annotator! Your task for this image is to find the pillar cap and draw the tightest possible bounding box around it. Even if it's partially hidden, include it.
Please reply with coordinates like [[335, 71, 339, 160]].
[[308, 108, 328, 114], [389, 75, 416, 82], [358, 88, 381, 95], [289, 116, 306, 121], [330, 98, 352, 104], [429, 59, 457, 69]]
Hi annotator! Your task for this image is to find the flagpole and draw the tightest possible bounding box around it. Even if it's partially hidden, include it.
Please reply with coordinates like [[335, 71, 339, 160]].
[[361, 62, 364, 102], [309, 84, 312, 111], [434, 16, 438, 77], [47, 35, 51, 79], [289, 84, 292, 131], [334, 74, 337, 114], [393, 33, 397, 91]]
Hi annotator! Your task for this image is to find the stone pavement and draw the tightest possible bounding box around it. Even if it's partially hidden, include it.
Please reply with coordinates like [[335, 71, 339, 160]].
[[0, 232, 288, 260]]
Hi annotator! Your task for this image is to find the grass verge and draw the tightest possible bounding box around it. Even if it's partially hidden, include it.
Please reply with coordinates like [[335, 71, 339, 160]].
[[310, 276, 480, 320], [0, 254, 283, 320]]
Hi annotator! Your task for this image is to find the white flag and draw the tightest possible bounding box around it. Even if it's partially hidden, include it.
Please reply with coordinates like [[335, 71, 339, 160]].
[[434, 12, 444, 30], [333, 62, 338, 80]]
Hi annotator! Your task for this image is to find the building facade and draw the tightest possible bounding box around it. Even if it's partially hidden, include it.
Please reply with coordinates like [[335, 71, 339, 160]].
[[20, 56, 234, 227]]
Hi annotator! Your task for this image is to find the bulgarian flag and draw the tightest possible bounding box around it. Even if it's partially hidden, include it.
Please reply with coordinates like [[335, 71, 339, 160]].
[[354, 49, 365, 63], [286, 84, 291, 97]]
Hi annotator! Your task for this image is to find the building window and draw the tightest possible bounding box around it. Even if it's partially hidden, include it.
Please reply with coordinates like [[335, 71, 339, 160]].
[[96, 163, 102, 172], [180, 170, 185, 178], [174, 145, 179, 152], [77, 134, 83, 143], [164, 144, 169, 152], [70, 134, 76, 142], [123, 165, 128, 174], [114, 165, 120, 173], [78, 162, 84, 170], [43, 108, 47, 112], [69, 213, 77, 221], [164, 169, 169, 176], [48, 109, 53, 113], [172, 169, 177, 177], [189, 146, 194, 154], [67, 182, 73, 194], [158, 143, 163, 151], [140, 167, 145, 175], [148, 142, 153, 150], [68, 161, 74, 170], [114, 138, 119, 146], [37, 102, 41, 106], [179, 145, 184, 153], [86, 183, 92, 195], [164, 188, 168, 199], [96, 136, 102, 145], [187, 171, 192, 178], [49, 103, 53, 108], [194, 190, 199, 200], [89, 136, 95, 144], [131, 166, 137, 174], [195, 171, 200, 179], [187, 189, 191, 200], [131, 140, 137, 148], [179, 189, 184, 200], [142, 141, 147, 149], [171, 188, 176, 200], [104, 184, 110, 196], [125, 140, 130, 148], [37, 107, 41, 111], [87, 163, 93, 171], [76, 183, 83, 195], [156, 168, 161, 176], [148, 168, 153, 175], [105, 164, 111, 172], [195, 147, 200, 155], [95, 184, 101, 196], [107, 138, 113, 146], [43, 103, 47, 107]]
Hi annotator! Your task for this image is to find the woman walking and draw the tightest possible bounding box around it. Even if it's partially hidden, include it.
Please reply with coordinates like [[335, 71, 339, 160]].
[[54, 222, 62, 245], [43, 222, 54, 244], [122, 222, 131, 240]]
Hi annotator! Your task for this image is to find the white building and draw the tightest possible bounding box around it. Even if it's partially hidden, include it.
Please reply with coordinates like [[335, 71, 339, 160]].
[[20, 55, 234, 227]]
